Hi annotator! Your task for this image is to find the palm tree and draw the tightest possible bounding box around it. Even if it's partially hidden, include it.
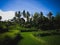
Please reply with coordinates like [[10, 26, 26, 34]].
[[18, 11, 21, 18], [26, 11, 30, 22], [23, 10, 30, 22], [15, 12, 17, 17], [0, 16, 2, 21], [23, 10, 26, 18], [13, 17, 16, 22], [55, 12, 60, 20], [15, 11, 21, 23], [47, 12, 53, 20], [33, 12, 39, 26], [33, 12, 39, 21], [15, 11, 21, 18], [39, 12, 43, 19], [55, 12, 60, 28], [38, 12, 44, 22]]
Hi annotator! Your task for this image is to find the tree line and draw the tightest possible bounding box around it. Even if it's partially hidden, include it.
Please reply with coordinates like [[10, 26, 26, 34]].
[[0, 10, 60, 30]]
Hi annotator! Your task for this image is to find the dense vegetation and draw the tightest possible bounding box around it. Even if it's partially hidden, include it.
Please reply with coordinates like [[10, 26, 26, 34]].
[[0, 10, 60, 31], [12, 11, 60, 30], [0, 10, 60, 45]]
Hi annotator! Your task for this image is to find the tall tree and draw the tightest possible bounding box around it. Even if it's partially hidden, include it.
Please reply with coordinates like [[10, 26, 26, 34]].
[[15, 11, 21, 23], [33, 12, 39, 21], [26, 11, 30, 22], [23, 10, 26, 18], [55, 12, 60, 29], [15, 11, 21, 18], [33, 12, 39, 27], [47, 12, 53, 20], [18, 11, 21, 18], [23, 10, 30, 22], [39, 12, 43, 18], [0, 16, 2, 21], [15, 12, 17, 17], [37, 12, 44, 25], [13, 17, 16, 22], [55, 12, 60, 21], [39, 12, 44, 22]]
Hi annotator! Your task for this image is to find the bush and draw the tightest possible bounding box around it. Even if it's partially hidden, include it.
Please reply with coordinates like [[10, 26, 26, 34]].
[[33, 31, 60, 37], [24, 24, 31, 28], [21, 29, 38, 32], [0, 33, 23, 45], [34, 32, 51, 37], [51, 31, 60, 35], [39, 33, 51, 37], [0, 27, 8, 33]]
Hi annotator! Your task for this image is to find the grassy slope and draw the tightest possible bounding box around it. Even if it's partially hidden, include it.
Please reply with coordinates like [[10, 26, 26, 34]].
[[0, 30, 20, 39], [39, 35, 60, 45], [18, 32, 60, 45], [18, 32, 46, 45], [0, 30, 60, 45]]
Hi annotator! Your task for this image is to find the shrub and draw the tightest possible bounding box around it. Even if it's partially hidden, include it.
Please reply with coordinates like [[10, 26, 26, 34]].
[[0, 33, 23, 45], [0, 27, 8, 33], [33, 31, 60, 37]]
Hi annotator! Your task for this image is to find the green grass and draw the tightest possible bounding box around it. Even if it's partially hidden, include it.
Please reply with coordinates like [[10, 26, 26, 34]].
[[0, 30, 20, 39], [18, 32, 60, 45], [39, 35, 60, 45], [18, 32, 44, 45], [0, 30, 60, 45]]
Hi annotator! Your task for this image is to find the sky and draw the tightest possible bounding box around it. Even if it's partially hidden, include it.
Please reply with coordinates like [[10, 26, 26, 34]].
[[0, 0, 60, 20]]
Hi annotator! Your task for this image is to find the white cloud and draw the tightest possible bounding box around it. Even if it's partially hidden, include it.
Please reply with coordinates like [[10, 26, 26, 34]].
[[0, 10, 15, 21]]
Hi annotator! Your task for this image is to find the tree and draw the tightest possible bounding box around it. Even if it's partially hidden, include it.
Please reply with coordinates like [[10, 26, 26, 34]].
[[12, 17, 16, 22], [23, 10, 30, 22], [55, 12, 60, 29], [15, 11, 21, 23], [33, 12, 39, 27], [0, 16, 2, 30], [0, 16, 2, 21], [26, 11, 30, 22], [37, 12, 46, 29], [33, 12, 39, 21], [20, 18, 25, 26], [47, 12, 53, 20], [55, 12, 60, 21], [15, 11, 21, 18], [38, 12, 44, 23], [23, 10, 26, 18], [39, 12, 43, 18], [15, 12, 17, 17], [18, 11, 21, 18]]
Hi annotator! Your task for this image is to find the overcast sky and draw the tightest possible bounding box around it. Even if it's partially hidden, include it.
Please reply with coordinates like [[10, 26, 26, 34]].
[[0, 0, 60, 21]]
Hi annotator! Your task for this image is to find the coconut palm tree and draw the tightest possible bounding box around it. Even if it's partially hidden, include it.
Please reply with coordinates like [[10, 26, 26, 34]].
[[33, 12, 39, 26], [0, 16, 2, 21], [47, 12, 53, 20], [23, 10, 30, 22], [15, 11, 21, 18], [26, 11, 30, 22], [33, 12, 39, 21], [23, 10, 26, 18]]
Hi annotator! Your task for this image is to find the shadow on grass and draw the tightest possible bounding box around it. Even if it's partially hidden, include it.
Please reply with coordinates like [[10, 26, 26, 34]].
[[0, 34, 23, 45], [34, 32, 60, 37], [0, 28, 9, 34]]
